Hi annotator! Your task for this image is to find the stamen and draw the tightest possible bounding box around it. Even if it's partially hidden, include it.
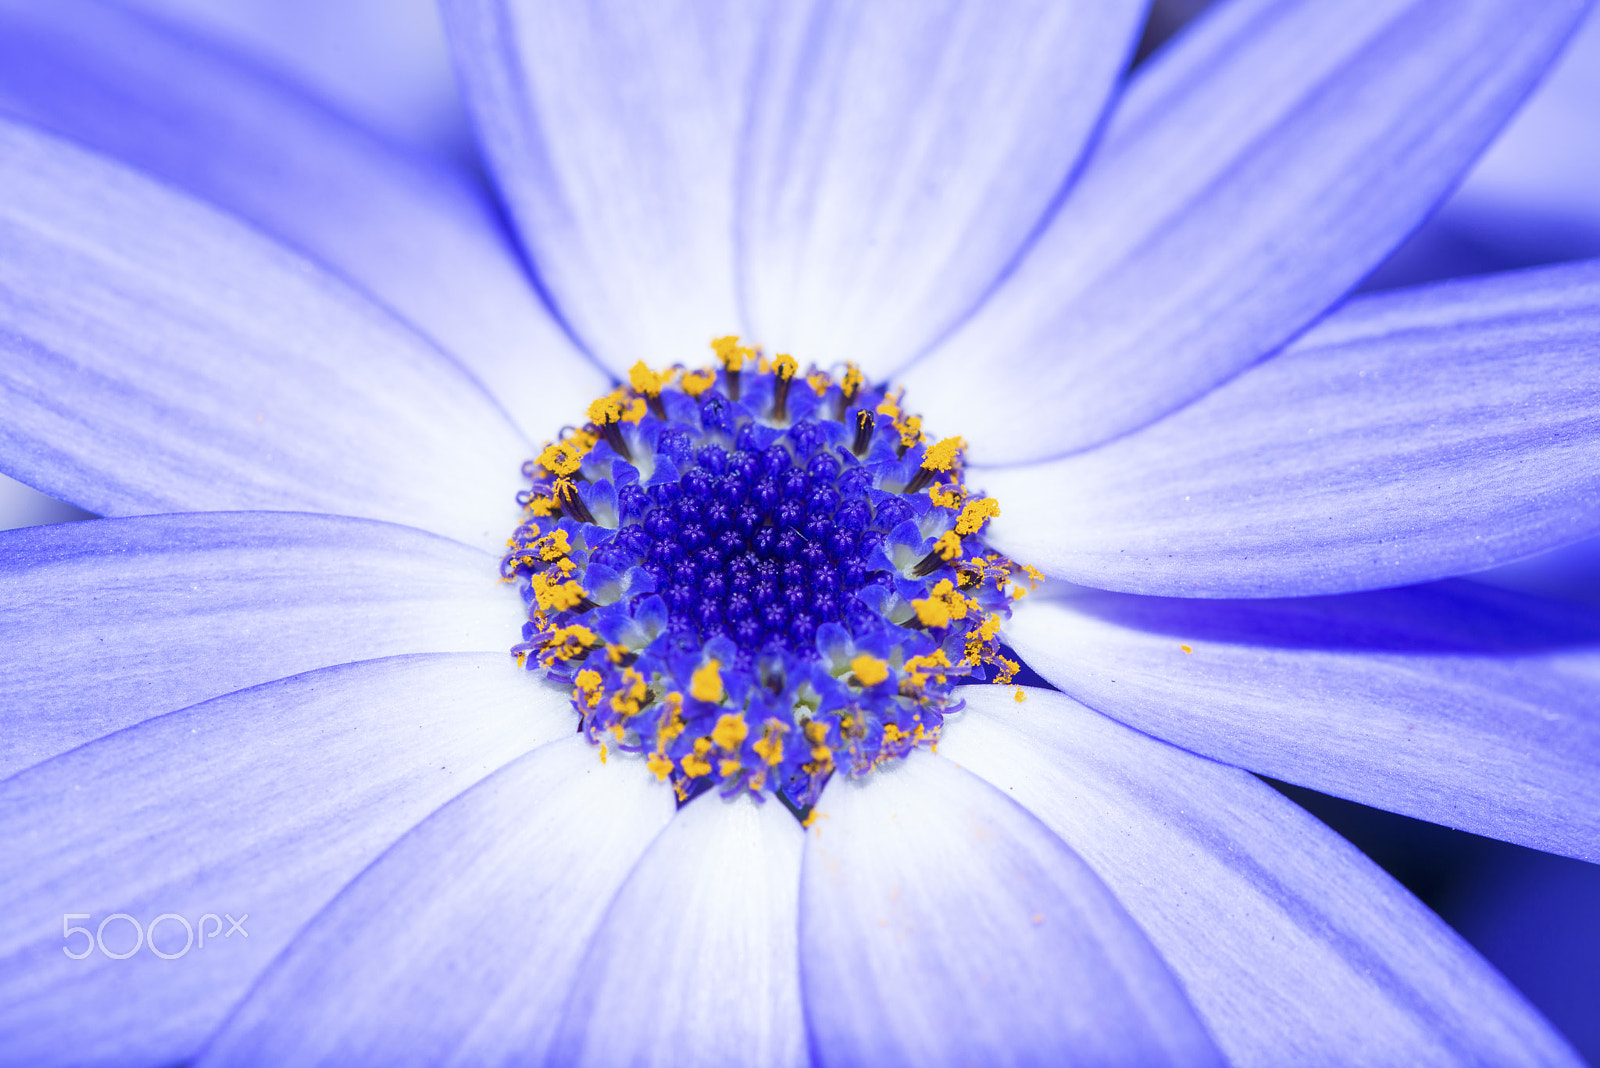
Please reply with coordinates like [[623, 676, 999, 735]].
[[852, 410, 874, 456]]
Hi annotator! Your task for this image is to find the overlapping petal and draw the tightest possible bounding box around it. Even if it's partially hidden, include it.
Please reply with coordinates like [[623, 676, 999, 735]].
[[738, 0, 1148, 376], [0, 511, 520, 779], [984, 261, 1600, 597], [0, 0, 605, 440], [196, 735, 672, 1068], [0, 653, 568, 1068], [0, 118, 527, 551], [800, 754, 1223, 1067], [549, 793, 806, 1068], [941, 687, 1584, 1068], [443, 0, 767, 370], [1005, 583, 1600, 862], [906, 0, 1593, 462]]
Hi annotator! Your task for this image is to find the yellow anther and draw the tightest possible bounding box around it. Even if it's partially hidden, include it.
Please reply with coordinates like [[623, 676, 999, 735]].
[[911, 578, 973, 629], [537, 440, 586, 477], [535, 529, 572, 561], [752, 721, 785, 766], [719, 757, 743, 778], [921, 436, 965, 472], [647, 751, 674, 781], [912, 597, 951, 628], [955, 497, 1001, 536], [542, 624, 597, 660], [841, 364, 862, 400], [587, 396, 623, 425], [629, 361, 665, 396], [681, 737, 714, 778], [773, 352, 798, 380], [606, 643, 630, 664], [930, 484, 963, 509], [876, 392, 900, 418], [574, 668, 604, 708], [530, 573, 590, 613], [897, 414, 923, 449], [850, 654, 889, 687], [933, 530, 963, 562], [711, 335, 753, 371], [682, 368, 716, 397], [527, 494, 560, 517], [690, 658, 724, 703], [807, 370, 833, 396], [712, 712, 748, 751]]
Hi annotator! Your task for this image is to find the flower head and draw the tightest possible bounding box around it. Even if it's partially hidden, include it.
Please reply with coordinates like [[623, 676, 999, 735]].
[[0, 1, 1598, 1066]]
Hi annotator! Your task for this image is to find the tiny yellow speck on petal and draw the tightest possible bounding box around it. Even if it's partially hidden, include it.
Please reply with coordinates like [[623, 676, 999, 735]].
[[1180, 644, 1193, 654], [1014, 687, 1027, 702], [691, 658, 725, 703], [851, 654, 889, 687]]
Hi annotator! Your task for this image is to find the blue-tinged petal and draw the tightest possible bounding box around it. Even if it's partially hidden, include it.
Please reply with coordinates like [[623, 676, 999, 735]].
[[0, 512, 521, 779], [548, 793, 805, 1068], [904, 0, 1592, 463], [0, 0, 604, 441], [800, 753, 1223, 1068], [195, 735, 672, 1068], [442, 0, 763, 371], [116, 0, 474, 166], [1370, 9, 1600, 289], [738, 0, 1148, 377], [983, 262, 1600, 597], [0, 653, 569, 1068], [939, 686, 1583, 1068], [0, 118, 527, 552], [1005, 583, 1600, 862]]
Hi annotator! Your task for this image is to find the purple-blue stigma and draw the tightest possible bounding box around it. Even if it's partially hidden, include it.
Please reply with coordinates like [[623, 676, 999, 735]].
[[500, 340, 1033, 818]]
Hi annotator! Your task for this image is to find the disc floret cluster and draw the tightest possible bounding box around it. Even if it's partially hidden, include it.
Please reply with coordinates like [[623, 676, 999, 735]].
[[501, 337, 1035, 814]]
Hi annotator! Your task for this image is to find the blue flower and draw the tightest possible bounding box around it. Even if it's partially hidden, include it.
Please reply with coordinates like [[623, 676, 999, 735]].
[[1, 1, 1598, 1065]]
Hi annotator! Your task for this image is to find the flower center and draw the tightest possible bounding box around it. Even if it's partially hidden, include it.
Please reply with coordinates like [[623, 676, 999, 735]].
[[502, 336, 1035, 818]]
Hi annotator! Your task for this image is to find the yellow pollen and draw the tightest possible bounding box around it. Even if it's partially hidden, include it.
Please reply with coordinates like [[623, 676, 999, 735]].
[[712, 712, 749, 751], [850, 654, 890, 687], [690, 659, 725, 703], [536, 440, 586, 478], [587, 396, 623, 425], [681, 368, 715, 397], [840, 364, 862, 400], [897, 414, 924, 449], [531, 574, 589, 613], [753, 721, 785, 766], [535, 529, 572, 561], [930, 484, 963, 509], [933, 530, 962, 562], [628, 361, 665, 396], [955, 498, 1001, 536], [681, 737, 714, 778], [646, 751, 674, 781], [1014, 687, 1028, 702], [807, 370, 832, 396], [1180, 644, 1194, 654], [711, 334, 753, 371], [773, 352, 798, 380], [921, 436, 965, 472]]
